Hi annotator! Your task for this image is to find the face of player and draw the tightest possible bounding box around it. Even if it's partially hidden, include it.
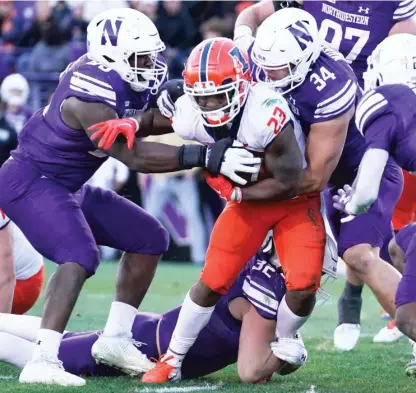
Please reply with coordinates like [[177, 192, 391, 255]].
[[263, 66, 290, 82], [128, 54, 155, 81], [194, 92, 228, 112]]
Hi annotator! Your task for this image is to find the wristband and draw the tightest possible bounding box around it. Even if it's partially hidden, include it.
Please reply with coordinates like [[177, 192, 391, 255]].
[[177, 144, 207, 170]]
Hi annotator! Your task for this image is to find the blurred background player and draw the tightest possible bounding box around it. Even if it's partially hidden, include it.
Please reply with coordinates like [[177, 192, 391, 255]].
[[0, 210, 44, 315], [237, 0, 416, 352], [0, 73, 32, 134], [140, 134, 206, 266]]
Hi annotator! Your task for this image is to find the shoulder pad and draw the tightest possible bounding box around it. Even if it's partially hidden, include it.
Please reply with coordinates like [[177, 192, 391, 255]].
[[242, 84, 294, 149], [68, 60, 125, 110], [355, 88, 389, 134], [393, 0, 416, 21]]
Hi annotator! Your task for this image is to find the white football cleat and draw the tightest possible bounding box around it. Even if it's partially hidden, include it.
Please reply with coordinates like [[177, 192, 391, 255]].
[[271, 332, 307, 366], [333, 323, 360, 351], [373, 320, 404, 343], [19, 356, 86, 386], [92, 332, 154, 376]]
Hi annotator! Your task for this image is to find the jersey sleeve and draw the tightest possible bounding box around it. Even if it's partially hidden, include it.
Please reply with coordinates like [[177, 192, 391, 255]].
[[393, 0, 416, 21], [355, 89, 389, 134], [300, 51, 358, 124], [67, 62, 124, 114], [242, 257, 286, 320], [355, 89, 395, 151], [311, 78, 357, 123], [0, 209, 10, 230]]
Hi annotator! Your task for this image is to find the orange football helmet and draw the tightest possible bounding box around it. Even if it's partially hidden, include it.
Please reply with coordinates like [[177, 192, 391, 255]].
[[183, 37, 251, 127]]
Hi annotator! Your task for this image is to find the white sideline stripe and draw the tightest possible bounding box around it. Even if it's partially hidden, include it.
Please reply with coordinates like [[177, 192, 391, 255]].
[[137, 384, 221, 393], [0, 375, 15, 379]]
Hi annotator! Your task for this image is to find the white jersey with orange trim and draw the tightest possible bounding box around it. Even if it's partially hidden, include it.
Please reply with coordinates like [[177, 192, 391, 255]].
[[171, 83, 306, 165]]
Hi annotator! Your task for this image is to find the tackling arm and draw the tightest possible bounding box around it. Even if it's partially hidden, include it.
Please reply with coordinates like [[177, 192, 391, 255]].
[[298, 107, 353, 194], [234, 1, 302, 49], [0, 224, 15, 313], [237, 305, 285, 383], [240, 123, 303, 201], [62, 98, 260, 182], [390, 15, 416, 35]]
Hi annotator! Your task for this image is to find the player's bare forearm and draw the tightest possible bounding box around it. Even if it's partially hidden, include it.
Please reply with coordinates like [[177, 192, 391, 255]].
[[0, 226, 15, 313], [390, 15, 416, 35], [298, 108, 353, 194], [237, 306, 284, 383], [241, 126, 303, 201], [235, 1, 274, 31], [235, 0, 302, 31], [63, 98, 189, 172], [133, 109, 174, 137]]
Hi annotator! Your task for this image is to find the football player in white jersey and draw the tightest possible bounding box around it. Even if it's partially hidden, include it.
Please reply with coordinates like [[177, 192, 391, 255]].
[[0, 210, 44, 314]]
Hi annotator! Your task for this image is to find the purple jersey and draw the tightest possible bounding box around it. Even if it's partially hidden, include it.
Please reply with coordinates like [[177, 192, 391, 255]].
[[355, 83, 416, 172], [250, 46, 363, 186], [59, 252, 286, 378], [11, 54, 164, 192], [302, 0, 416, 86], [5, 105, 33, 134]]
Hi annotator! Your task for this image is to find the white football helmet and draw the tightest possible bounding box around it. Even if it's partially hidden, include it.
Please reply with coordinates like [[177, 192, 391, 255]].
[[363, 34, 416, 91], [251, 8, 320, 94], [87, 8, 167, 93], [1, 73, 29, 107]]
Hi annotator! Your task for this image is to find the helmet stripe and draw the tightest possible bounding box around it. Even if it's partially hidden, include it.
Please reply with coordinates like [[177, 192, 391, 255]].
[[199, 39, 214, 83]]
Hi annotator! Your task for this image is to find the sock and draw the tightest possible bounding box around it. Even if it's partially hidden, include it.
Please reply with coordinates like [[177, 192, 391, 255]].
[[32, 329, 62, 360], [103, 301, 137, 336], [275, 295, 310, 338], [0, 332, 35, 368], [0, 313, 41, 342], [338, 281, 363, 325], [165, 291, 215, 367]]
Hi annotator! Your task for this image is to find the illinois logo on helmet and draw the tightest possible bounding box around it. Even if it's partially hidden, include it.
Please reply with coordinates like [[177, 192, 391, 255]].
[[183, 37, 251, 127]]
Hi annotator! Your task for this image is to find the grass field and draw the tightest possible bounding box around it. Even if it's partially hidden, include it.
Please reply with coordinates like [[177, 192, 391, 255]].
[[0, 261, 415, 393]]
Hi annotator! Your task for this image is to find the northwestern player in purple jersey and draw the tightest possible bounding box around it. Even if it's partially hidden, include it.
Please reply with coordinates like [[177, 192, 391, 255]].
[[235, 0, 416, 351], [234, 0, 416, 88], [250, 7, 403, 351], [0, 9, 260, 387], [333, 33, 416, 349], [0, 73, 33, 134], [0, 245, 309, 383]]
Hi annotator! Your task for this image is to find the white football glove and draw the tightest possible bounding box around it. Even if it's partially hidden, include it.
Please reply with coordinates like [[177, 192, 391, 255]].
[[157, 90, 176, 119], [271, 332, 308, 367], [219, 141, 261, 186]]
